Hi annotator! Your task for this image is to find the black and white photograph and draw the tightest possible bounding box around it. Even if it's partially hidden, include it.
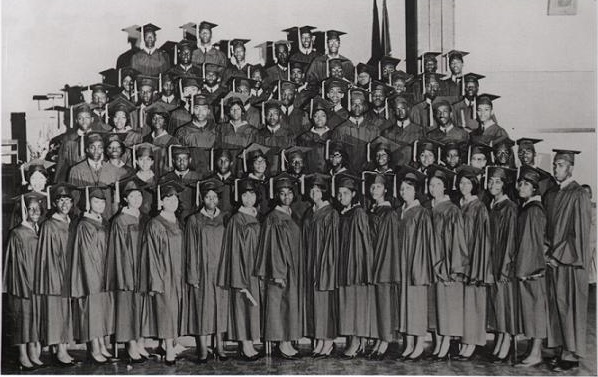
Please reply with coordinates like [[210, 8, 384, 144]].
[[0, 0, 596, 375]]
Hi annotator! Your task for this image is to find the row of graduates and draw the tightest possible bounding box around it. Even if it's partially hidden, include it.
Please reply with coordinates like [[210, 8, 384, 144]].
[[4, 143, 591, 371]]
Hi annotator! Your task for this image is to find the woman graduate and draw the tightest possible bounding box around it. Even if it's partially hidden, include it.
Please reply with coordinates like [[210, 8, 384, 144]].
[[239, 143, 272, 217], [455, 165, 494, 360], [138, 178, 186, 365], [335, 173, 374, 358], [302, 173, 339, 358], [105, 177, 151, 363], [131, 143, 160, 216], [3, 192, 46, 370], [70, 186, 114, 364], [10, 159, 53, 228], [514, 166, 550, 367], [486, 166, 519, 361], [34, 183, 76, 367], [186, 178, 229, 363], [395, 167, 434, 361], [254, 173, 304, 360], [217, 178, 262, 361], [366, 171, 400, 360], [427, 165, 469, 360]]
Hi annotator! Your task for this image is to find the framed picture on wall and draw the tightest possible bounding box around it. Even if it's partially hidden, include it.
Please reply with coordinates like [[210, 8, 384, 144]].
[[547, 0, 577, 15]]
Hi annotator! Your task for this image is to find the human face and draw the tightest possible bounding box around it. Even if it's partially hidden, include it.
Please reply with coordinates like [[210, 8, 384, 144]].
[[236, 84, 251, 96], [266, 108, 280, 127], [203, 190, 219, 210], [419, 150, 435, 167], [446, 149, 460, 169], [162, 194, 179, 212], [488, 176, 504, 197], [329, 151, 343, 168], [464, 81, 478, 98], [76, 111, 92, 131], [122, 75, 133, 92], [357, 72, 371, 86], [428, 176, 445, 199], [399, 181, 416, 203], [518, 146, 535, 165], [309, 185, 323, 203], [424, 58, 437, 73], [140, 85, 154, 105], [92, 91, 107, 107], [275, 44, 289, 65], [435, 105, 451, 126], [233, 45, 245, 62], [199, 28, 212, 44], [394, 101, 409, 120], [251, 70, 263, 84], [327, 38, 340, 54], [216, 156, 231, 175], [136, 155, 154, 172], [476, 104, 493, 123], [252, 156, 267, 174], [369, 182, 386, 201], [372, 89, 385, 108], [26, 200, 42, 223], [470, 153, 487, 169], [151, 113, 166, 131], [241, 191, 257, 208], [29, 171, 47, 192], [382, 64, 395, 79], [392, 79, 406, 94], [350, 98, 366, 117], [125, 190, 143, 210], [313, 109, 327, 128], [337, 187, 355, 207], [229, 104, 243, 121], [193, 104, 210, 121], [107, 141, 123, 160], [144, 31, 156, 49], [375, 150, 389, 168], [517, 179, 535, 200], [449, 58, 463, 75], [89, 197, 106, 215], [290, 155, 304, 174], [55, 196, 73, 215], [174, 153, 190, 172], [459, 176, 473, 197], [326, 87, 344, 105], [113, 110, 128, 130], [205, 72, 218, 86], [552, 158, 573, 182], [300, 32, 312, 49], [290, 68, 304, 85], [179, 46, 192, 65], [162, 79, 175, 97], [425, 80, 440, 99], [495, 145, 511, 165], [86, 141, 104, 161], [281, 88, 295, 107], [278, 187, 294, 206]]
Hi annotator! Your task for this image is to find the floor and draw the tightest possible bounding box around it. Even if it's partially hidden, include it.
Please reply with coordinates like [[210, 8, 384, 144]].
[[2, 285, 595, 376]]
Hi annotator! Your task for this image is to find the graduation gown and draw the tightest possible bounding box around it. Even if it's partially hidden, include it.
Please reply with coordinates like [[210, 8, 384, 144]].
[[452, 98, 479, 132], [131, 49, 171, 76], [185, 209, 229, 335], [264, 64, 291, 89], [221, 61, 251, 85], [305, 54, 355, 85], [396, 203, 434, 336], [296, 129, 331, 173], [337, 204, 373, 337], [161, 170, 201, 223], [138, 214, 185, 339], [217, 209, 261, 341], [54, 129, 89, 182], [9, 195, 49, 230], [488, 197, 519, 335], [116, 47, 141, 69], [427, 124, 470, 144], [545, 180, 591, 357], [382, 120, 424, 167], [70, 214, 114, 342], [430, 199, 468, 336], [205, 172, 236, 214], [217, 121, 257, 150], [302, 203, 339, 339], [460, 197, 494, 345], [105, 211, 150, 342], [280, 106, 311, 136], [409, 100, 435, 131], [515, 199, 548, 339], [167, 64, 203, 78], [142, 132, 179, 179], [470, 122, 509, 146], [34, 214, 74, 345], [369, 203, 400, 342], [290, 50, 320, 65], [174, 120, 218, 177], [191, 46, 227, 67], [331, 118, 380, 172], [256, 126, 295, 175], [254, 206, 304, 341], [3, 223, 41, 344]]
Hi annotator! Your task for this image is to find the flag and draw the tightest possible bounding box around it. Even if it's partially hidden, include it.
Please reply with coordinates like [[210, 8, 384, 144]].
[[368, 0, 382, 65], [381, 0, 392, 55]]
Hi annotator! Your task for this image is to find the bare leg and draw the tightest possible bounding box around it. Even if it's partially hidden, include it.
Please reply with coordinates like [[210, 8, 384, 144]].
[[240, 340, 258, 357], [90, 338, 107, 362], [197, 336, 209, 359], [492, 333, 503, 355], [437, 336, 450, 357], [313, 339, 324, 354], [432, 333, 442, 355], [99, 336, 112, 358], [409, 336, 425, 359], [164, 338, 175, 362], [520, 338, 542, 364], [497, 333, 511, 359], [27, 342, 43, 365], [401, 335, 414, 357], [18, 344, 33, 368]]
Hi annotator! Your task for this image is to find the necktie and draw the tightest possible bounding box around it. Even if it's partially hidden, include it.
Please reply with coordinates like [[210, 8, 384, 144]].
[[34, 223, 39, 234]]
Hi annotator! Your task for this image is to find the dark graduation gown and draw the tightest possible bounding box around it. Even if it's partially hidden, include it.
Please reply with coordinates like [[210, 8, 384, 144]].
[[105, 211, 150, 342], [138, 214, 185, 339], [296, 128, 331, 173], [442, 76, 463, 98], [396, 203, 434, 336], [256, 126, 295, 176], [186, 209, 229, 335], [34, 214, 74, 345], [217, 121, 257, 150], [116, 47, 140, 69], [469, 122, 509, 146], [460, 197, 494, 346], [221, 61, 251, 86], [329, 107, 350, 130], [302, 203, 339, 339], [331, 118, 380, 172], [409, 100, 435, 131], [142, 131, 179, 179], [337, 204, 374, 338], [245, 175, 272, 218], [136, 173, 156, 217], [290, 50, 321, 65], [488, 197, 519, 335], [264, 64, 291, 90], [131, 49, 171, 76], [217, 209, 261, 341], [174, 120, 218, 177], [427, 124, 470, 144], [168, 108, 193, 135], [430, 199, 469, 337], [167, 64, 203, 79], [369, 203, 400, 342], [70, 214, 114, 342], [9, 194, 49, 230], [54, 129, 88, 182], [452, 97, 479, 132], [254, 206, 304, 341], [515, 199, 548, 339], [305, 54, 355, 86], [382, 120, 424, 167], [544, 180, 591, 357], [161, 170, 201, 224], [3, 223, 41, 345], [191, 46, 227, 67], [205, 172, 236, 214], [281, 107, 311, 136]]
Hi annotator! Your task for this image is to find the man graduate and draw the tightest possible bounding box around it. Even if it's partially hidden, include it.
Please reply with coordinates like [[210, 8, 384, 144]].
[[190, 21, 228, 67], [306, 30, 355, 86], [131, 23, 171, 76]]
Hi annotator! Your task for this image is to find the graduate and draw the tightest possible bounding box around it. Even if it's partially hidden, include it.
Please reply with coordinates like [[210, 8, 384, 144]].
[[9, 159, 52, 228], [190, 21, 228, 67], [413, 138, 442, 175], [217, 94, 258, 151], [264, 41, 292, 89], [326, 140, 351, 179], [491, 136, 517, 169], [427, 165, 468, 360], [544, 149, 591, 372], [468, 142, 494, 207], [226, 78, 262, 129], [486, 166, 519, 361], [306, 30, 355, 86], [256, 100, 295, 175], [142, 102, 180, 177], [161, 145, 202, 223], [455, 165, 494, 360], [516, 137, 556, 196], [117, 25, 141, 69], [276, 80, 311, 136], [452, 73, 485, 132], [107, 97, 143, 147], [105, 133, 135, 175], [3, 192, 46, 370], [138, 178, 186, 365], [131, 143, 159, 216], [409, 73, 443, 130], [217, 178, 262, 361], [205, 148, 237, 213], [186, 178, 229, 363], [441, 50, 468, 97], [130, 75, 159, 131], [70, 186, 114, 364], [221, 39, 252, 84], [167, 39, 203, 78], [322, 78, 350, 128], [470, 94, 509, 145], [382, 96, 424, 167], [395, 167, 434, 361], [366, 171, 400, 359], [131, 23, 171, 76], [105, 178, 151, 363], [296, 97, 333, 173], [254, 173, 304, 359], [302, 173, 339, 358], [367, 81, 394, 127], [286, 25, 320, 64], [427, 99, 469, 144], [514, 165, 550, 368], [34, 183, 76, 367]]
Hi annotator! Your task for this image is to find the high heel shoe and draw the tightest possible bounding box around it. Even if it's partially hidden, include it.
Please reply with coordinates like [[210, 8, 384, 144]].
[[88, 353, 108, 365], [237, 349, 260, 362], [341, 344, 364, 360], [274, 348, 299, 361], [124, 354, 146, 364], [214, 351, 229, 361], [431, 352, 450, 362], [164, 358, 176, 366], [314, 343, 335, 359], [153, 347, 166, 359], [17, 361, 37, 372], [51, 353, 76, 368], [405, 351, 426, 362]]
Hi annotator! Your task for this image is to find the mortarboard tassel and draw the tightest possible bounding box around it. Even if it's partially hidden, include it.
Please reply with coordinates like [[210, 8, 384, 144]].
[[20, 164, 27, 185], [354, 66, 357, 84], [157, 184, 162, 210], [461, 77, 465, 96], [278, 81, 282, 101], [104, 104, 109, 123], [413, 140, 418, 162], [243, 149, 248, 172], [287, 63, 290, 81], [366, 142, 371, 162], [196, 181, 201, 207], [326, 58, 330, 77], [467, 145, 472, 165], [115, 180, 120, 205], [132, 145, 137, 167], [179, 80, 183, 99], [234, 178, 239, 202], [168, 144, 174, 169], [261, 103, 265, 125], [220, 99, 224, 121], [452, 175, 457, 190], [247, 66, 251, 77], [331, 174, 335, 194], [325, 139, 330, 159], [46, 186, 51, 210], [422, 73, 426, 95], [210, 148, 214, 172], [348, 89, 351, 107], [232, 79, 236, 93], [21, 195, 27, 223], [424, 177, 428, 194], [393, 174, 397, 198], [196, 24, 199, 48], [174, 45, 178, 65], [159, 73, 162, 91], [141, 25, 145, 43], [378, 61, 382, 80], [228, 41, 232, 59], [472, 98, 476, 120], [484, 166, 490, 189], [361, 172, 366, 196], [80, 134, 85, 158], [309, 99, 314, 118], [69, 107, 74, 129], [134, 80, 139, 103], [202, 63, 206, 79], [517, 166, 521, 180], [190, 93, 194, 112], [429, 104, 434, 128], [269, 177, 274, 199], [118, 69, 122, 87], [300, 174, 305, 195], [280, 149, 286, 171], [321, 80, 325, 97], [437, 147, 442, 164], [85, 186, 90, 213], [461, 109, 466, 128], [384, 99, 388, 119], [64, 91, 69, 108], [139, 107, 144, 129]]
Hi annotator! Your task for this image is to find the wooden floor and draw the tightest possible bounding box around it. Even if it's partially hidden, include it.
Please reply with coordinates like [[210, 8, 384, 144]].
[[2, 285, 595, 376]]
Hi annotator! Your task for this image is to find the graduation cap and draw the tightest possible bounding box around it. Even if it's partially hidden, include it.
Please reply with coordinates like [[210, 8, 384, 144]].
[[136, 74, 159, 90], [269, 172, 299, 199], [356, 63, 377, 79], [145, 101, 176, 117], [552, 149, 581, 165], [281, 146, 312, 171], [239, 143, 271, 172], [413, 138, 443, 163], [19, 159, 55, 185], [283, 25, 316, 51], [198, 21, 218, 31], [491, 136, 515, 151], [179, 22, 198, 41], [177, 38, 196, 51], [456, 164, 483, 181], [222, 92, 250, 110], [377, 56, 402, 80], [178, 74, 203, 95], [159, 41, 179, 65], [306, 95, 333, 118], [333, 172, 361, 194], [362, 171, 397, 197], [112, 176, 148, 204], [321, 77, 348, 97], [50, 182, 77, 200], [13, 191, 47, 222], [76, 184, 110, 212], [136, 23, 161, 37], [468, 142, 494, 164], [104, 132, 128, 149], [61, 84, 86, 107], [107, 97, 136, 116], [477, 93, 500, 107], [154, 177, 186, 209], [370, 80, 395, 109], [233, 177, 259, 202], [367, 136, 404, 162], [193, 177, 225, 206], [443, 49, 469, 71], [305, 172, 331, 192], [442, 140, 466, 155], [254, 41, 275, 67], [485, 165, 517, 188], [289, 59, 309, 73], [417, 52, 441, 73], [390, 70, 414, 84], [326, 30, 346, 41], [516, 138, 542, 151], [87, 83, 115, 94], [122, 25, 141, 41], [395, 165, 427, 186], [210, 147, 240, 172], [202, 62, 225, 77], [226, 75, 257, 93], [131, 142, 160, 164], [517, 165, 552, 187], [426, 163, 458, 190], [463, 72, 485, 83], [325, 139, 349, 160], [100, 67, 141, 87], [263, 99, 282, 113]]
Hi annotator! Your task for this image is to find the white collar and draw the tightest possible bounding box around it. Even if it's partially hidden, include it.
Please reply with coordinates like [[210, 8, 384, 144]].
[[558, 177, 575, 189], [432, 196, 450, 207], [281, 104, 294, 114], [330, 167, 347, 176], [52, 212, 70, 223], [373, 201, 392, 208], [199, 43, 214, 51], [217, 172, 232, 180], [340, 203, 359, 215], [440, 124, 454, 133], [20, 221, 37, 231], [143, 47, 156, 55], [267, 124, 281, 133], [333, 103, 344, 112], [275, 205, 292, 216], [523, 195, 542, 207], [204, 83, 219, 92], [349, 116, 363, 125], [180, 63, 193, 71], [162, 94, 175, 102], [326, 53, 339, 59], [490, 194, 508, 208], [87, 158, 103, 169], [176, 169, 190, 177], [159, 211, 177, 223], [310, 126, 329, 136], [84, 211, 103, 221], [152, 129, 168, 139], [231, 57, 246, 68], [200, 207, 221, 219], [193, 119, 208, 128], [122, 206, 140, 218], [313, 201, 330, 212], [401, 199, 421, 218], [238, 206, 257, 217], [136, 170, 155, 181], [460, 195, 478, 206], [248, 173, 266, 181], [299, 46, 313, 55], [230, 120, 248, 130], [397, 118, 410, 127]]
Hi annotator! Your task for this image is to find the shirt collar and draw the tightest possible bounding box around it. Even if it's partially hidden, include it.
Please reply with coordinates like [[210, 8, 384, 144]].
[[523, 195, 542, 207], [84, 211, 103, 221], [161, 94, 175, 103], [248, 172, 266, 181], [281, 104, 294, 114], [200, 207, 221, 219], [275, 205, 292, 216], [238, 206, 257, 217], [176, 169, 190, 177], [52, 212, 71, 223], [122, 207, 140, 218], [558, 177, 575, 189], [440, 124, 454, 133], [87, 158, 103, 170], [349, 116, 364, 125], [299, 46, 313, 55], [401, 199, 421, 216], [333, 103, 343, 112], [20, 220, 37, 232], [340, 203, 359, 215], [310, 126, 329, 136], [267, 124, 281, 133], [217, 172, 231, 180], [397, 118, 411, 127], [330, 167, 347, 176], [152, 129, 168, 139], [143, 47, 156, 55], [193, 119, 208, 128]]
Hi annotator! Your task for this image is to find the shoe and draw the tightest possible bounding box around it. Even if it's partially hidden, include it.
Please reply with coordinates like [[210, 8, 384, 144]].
[[544, 356, 559, 367], [153, 347, 166, 359], [448, 339, 461, 357], [88, 353, 108, 365], [405, 352, 426, 362], [515, 359, 543, 368], [370, 351, 387, 361], [455, 348, 478, 362], [432, 352, 450, 362], [275, 349, 299, 361], [17, 361, 37, 372], [30, 359, 44, 368], [314, 344, 335, 359], [237, 350, 260, 362], [164, 358, 176, 366], [552, 360, 579, 372], [215, 351, 229, 362], [51, 354, 76, 368], [341, 345, 364, 360], [124, 355, 146, 364]]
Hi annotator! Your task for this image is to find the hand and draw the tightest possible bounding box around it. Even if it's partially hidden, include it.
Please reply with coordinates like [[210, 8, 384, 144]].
[[547, 258, 559, 268], [273, 278, 286, 288], [240, 288, 249, 295], [192, 284, 200, 289]]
